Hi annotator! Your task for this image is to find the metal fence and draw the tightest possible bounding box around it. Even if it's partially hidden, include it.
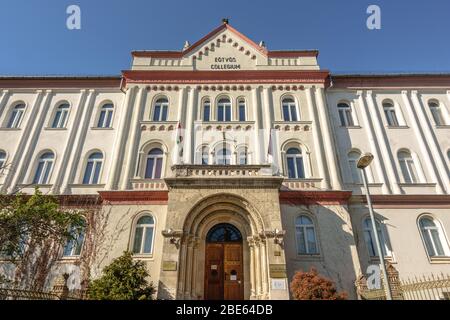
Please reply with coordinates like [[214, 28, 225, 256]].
[[356, 263, 450, 300]]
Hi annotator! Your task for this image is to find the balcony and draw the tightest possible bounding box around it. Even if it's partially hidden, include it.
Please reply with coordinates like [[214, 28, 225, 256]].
[[131, 179, 168, 191]]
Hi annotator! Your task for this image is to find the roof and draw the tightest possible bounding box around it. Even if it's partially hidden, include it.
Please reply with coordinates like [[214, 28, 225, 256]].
[[131, 23, 319, 59]]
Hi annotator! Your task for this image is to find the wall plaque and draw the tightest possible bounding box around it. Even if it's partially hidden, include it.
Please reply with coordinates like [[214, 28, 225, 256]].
[[271, 279, 287, 290], [269, 264, 287, 278], [162, 261, 177, 271]]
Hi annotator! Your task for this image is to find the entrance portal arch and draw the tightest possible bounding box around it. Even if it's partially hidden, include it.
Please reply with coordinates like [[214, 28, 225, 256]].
[[176, 193, 270, 300]]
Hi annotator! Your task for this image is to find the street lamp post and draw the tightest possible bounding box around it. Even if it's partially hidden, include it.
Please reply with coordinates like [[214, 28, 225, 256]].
[[357, 152, 393, 300]]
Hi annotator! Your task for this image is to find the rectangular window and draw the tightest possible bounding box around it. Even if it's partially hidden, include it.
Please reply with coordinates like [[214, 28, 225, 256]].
[[83, 162, 93, 184], [239, 104, 246, 121], [154, 158, 163, 179], [290, 105, 298, 121], [161, 105, 168, 121], [287, 157, 295, 178], [296, 227, 307, 254], [153, 105, 161, 121], [133, 227, 143, 253], [225, 106, 231, 121], [385, 109, 399, 126], [217, 105, 224, 121], [143, 228, 154, 254], [431, 109, 444, 126], [93, 162, 101, 184], [283, 105, 290, 121], [203, 105, 210, 121], [296, 157, 305, 178]]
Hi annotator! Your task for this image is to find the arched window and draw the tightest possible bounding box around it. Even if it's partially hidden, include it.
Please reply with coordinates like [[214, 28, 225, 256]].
[[348, 151, 363, 183], [237, 147, 248, 165], [216, 148, 231, 165], [337, 102, 354, 127], [363, 218, 391, 257], [132, 215, 155, 255], [145, 148, 163, 179], [83, 152, 103, 184], [282, 97, 298, 122], [97, 104, 114, 128], [206, 223, 242, 242], [429, 101, 444, 126], [383, 102, 399, 127], [63, 221, 85, 257], [201, 146, 209, 165], [295, 215, 318, 254], [7, 104, 25, 128], [52, 103, 70, 128], [398, 150, 418, 183], [238, 99, 246, 121], [217, 98, 231, 122], [33, 152, 55, 184], [286, 148, 305, 179], [0, 151, 6, 169], [152, 98, 169, 122], [419, 216, 450, 257], [203, 99, 211, 122]]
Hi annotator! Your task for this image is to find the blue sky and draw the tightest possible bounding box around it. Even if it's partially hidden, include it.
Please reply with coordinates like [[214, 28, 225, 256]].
[[1, 0, 449, 75]]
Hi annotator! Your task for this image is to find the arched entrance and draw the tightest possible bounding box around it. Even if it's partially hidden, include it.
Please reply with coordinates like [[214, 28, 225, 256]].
[[205, 223, 244, 300]]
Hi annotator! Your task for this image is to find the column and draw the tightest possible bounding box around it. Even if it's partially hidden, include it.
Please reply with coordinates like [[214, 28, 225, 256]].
[[410, 91, 449, 193], [260, 238, 269, 298], [105, 86, 137, 190], [357, 91, 391, 194], [8, 90, 53, 194], [402, 91, 444, 194], [365, 91, 402, 194], [251, 87, 261, 164], [61, 90, 97, 194], [1, 90, 43, 193], [183, 87, 197, 164], [120, 87, 146, 190], [254, 237, 262, 298], [190, 237, 199, 299], [262, 87, 273, 164], [173, 87, 186, 165], [247, 237, 256, 299], [51, 90, 88, 194], [305, 87, 330, 189], [314, 87, 342, 190], [0, 90, 10, 120], [184, 236, 195, 299]]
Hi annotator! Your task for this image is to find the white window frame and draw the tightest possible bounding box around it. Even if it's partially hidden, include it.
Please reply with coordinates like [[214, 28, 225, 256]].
[[7, 104, 25, 129], [383, 103, 399, 127], [337, 103, 354, 127], [217, 98, 232, 122], [62, 224, 85, 257], [363, 217, 392, 258], [51, 104, 70, 128], [398, 151, 419, 183], [295, 215, 319, 255], [33, 153, 55, 184], [131, 215, 156, 255], [97, 104, 114, 128], [282, 98, 298, 122], [429, 101, 445, 126], [418, 215, 450, 258], [82, 153, 103, 184], [238, 99, 246, 122], [348, 152, 363, 184], [152, 98, 169, 122], [145, 149, 164, 179], [286, 148, 305, 179]]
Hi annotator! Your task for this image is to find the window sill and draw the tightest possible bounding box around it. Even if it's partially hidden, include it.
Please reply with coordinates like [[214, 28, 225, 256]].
[[69, 184, 106, 188], [132, 254, 154, 260], [273, 120, 312, 125], [369, 256, 396, 264], [386, 125, 409, 129], [398, 183, 436, 187], [44, 127, 68, 131], [429, 256, 450, 264], [292, 254, 322, 262], [339, 125, 361, 129], [0, 127, 21, 131], [90, 127, 114, 130], [141, 120, 178, 125], [435, 125, 450, 129]]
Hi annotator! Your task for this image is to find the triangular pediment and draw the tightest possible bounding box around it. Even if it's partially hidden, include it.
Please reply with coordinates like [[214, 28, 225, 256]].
[[183, 24, 268, 70]]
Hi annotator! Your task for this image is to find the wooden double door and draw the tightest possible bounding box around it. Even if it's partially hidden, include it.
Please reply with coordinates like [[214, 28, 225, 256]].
[[205, 242, 244, 300]]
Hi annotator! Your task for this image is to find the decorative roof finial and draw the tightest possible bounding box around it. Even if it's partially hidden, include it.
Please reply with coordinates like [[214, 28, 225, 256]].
[[259, 40, 266, 48], [183, 40, 191, 51], [222, 18, 229, 25]]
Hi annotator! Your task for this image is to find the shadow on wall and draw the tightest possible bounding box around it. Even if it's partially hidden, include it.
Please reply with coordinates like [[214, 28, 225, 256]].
[[281, 204, 359, 299]]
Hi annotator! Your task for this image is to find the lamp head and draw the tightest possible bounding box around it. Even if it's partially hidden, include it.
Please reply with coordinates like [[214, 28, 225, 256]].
[[357, 153, 374, 169]]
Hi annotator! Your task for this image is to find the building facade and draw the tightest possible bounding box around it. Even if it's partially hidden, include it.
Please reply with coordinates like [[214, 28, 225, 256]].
[[0, 22, 449, 300]]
